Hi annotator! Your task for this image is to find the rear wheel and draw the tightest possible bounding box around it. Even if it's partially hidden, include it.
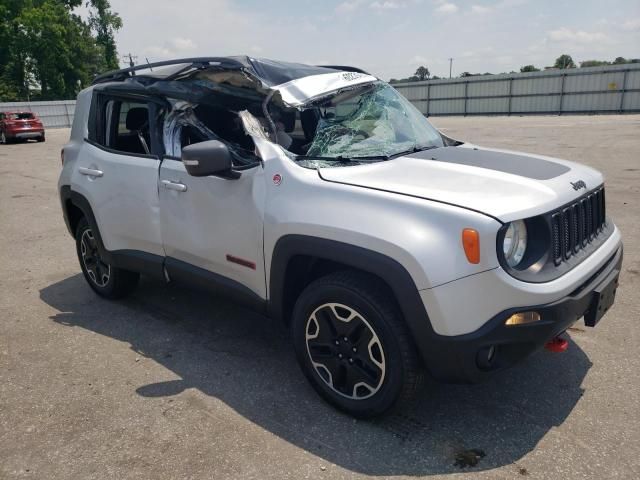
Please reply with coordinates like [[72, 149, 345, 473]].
[[291, 270, 423, 418], [75, 218, 139, 299], [37, 134, 45, 142]]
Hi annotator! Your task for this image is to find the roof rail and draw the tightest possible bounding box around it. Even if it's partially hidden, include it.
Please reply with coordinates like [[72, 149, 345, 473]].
[[91, 57, 244, 85]]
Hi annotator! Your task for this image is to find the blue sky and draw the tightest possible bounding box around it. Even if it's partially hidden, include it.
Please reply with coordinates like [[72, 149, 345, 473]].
[[90, 0, 640, 79]]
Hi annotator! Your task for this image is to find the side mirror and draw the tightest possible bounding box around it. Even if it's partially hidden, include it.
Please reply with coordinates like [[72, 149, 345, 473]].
[[181, 140, 239, 178]]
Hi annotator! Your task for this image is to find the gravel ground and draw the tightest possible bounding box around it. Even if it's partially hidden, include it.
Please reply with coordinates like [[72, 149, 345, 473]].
[[1, 115, 639, 479]]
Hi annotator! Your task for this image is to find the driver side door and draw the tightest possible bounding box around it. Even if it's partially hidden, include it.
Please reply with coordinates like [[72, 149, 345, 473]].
[[158, 156, 267, 302]]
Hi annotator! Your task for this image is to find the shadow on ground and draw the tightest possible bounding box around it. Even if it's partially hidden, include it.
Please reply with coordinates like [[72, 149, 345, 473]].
[[40, 274, 591, 476]]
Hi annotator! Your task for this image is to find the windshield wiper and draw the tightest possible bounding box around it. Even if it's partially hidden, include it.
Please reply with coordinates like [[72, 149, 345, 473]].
[[387, 144, 439, 159], [296, 145, 439, 163], [296, 155, 383, 163]]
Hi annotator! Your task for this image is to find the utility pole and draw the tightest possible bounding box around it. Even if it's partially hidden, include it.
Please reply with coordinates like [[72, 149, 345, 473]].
[[448, 58, 453, 79], [122, 53, 138, 68]]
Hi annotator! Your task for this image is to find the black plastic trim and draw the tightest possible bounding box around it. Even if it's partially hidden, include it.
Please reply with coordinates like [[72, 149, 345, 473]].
[[269, 235, 446, 371], [268, 234, 622, 383], [59, 185, 76, 236], [165, 257, 266, 313], [110, 250, 165, 279], [437, 246, 623, 382]]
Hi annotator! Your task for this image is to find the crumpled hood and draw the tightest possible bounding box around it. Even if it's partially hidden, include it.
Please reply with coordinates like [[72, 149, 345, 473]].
[[318, 145, 604, 223]]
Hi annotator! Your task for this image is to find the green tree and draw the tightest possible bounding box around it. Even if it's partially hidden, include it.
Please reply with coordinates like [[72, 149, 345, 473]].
[[414, 65, 430, 81], [613, 56, 628, 64], [520, 65, 540, 72], [0, 0, 121, 101], [580, 60, 610, 68], [554, 54, 576, 69], [17, 1, 108, 99], [0, 0, 31, 100], [87, 0, 123, 70]]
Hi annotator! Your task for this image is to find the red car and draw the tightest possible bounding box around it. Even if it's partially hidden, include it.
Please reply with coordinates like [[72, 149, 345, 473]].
[[0, 111, 45, 143]]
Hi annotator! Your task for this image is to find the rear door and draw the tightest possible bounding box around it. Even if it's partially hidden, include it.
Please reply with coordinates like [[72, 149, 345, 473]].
[[71, 94, 165, 257]]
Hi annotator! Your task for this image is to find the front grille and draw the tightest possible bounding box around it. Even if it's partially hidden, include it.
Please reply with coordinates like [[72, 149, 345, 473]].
[[551, 187, 606, 265]]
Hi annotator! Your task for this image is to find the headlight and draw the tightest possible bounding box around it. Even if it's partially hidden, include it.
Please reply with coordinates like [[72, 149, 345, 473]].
[[503, 220, 528, 267]]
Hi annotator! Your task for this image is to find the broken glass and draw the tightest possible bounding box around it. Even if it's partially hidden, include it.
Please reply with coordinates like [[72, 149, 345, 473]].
[[302, 82, 444, 160], [163, 100, 258, 167], [163, 100, 220, 157]]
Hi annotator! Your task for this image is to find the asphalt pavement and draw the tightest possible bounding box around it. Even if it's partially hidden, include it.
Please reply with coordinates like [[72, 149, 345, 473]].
[[1, 115, 639, 479]]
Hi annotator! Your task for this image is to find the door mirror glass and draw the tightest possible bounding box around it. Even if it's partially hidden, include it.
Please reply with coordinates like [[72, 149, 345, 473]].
[[181, 140, 235, 177]]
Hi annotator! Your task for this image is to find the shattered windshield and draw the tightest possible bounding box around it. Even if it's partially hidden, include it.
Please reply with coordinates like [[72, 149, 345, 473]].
[[291, 82, 443, 165]]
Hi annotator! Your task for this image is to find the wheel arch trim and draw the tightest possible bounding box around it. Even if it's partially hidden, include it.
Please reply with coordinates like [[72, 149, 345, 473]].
[[60, 186, 105, 251], [268, 235, 438, 365]]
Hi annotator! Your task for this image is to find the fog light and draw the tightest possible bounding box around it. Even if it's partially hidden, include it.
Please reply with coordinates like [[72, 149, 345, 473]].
[[505, 311, 541, 326]]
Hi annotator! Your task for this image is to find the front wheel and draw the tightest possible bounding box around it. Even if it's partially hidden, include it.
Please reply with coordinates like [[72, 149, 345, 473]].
[[291, 271, 423, 418], [75, 218, 139, 299]]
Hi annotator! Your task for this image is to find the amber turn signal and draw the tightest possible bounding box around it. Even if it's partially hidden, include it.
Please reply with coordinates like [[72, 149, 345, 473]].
[[462, 228, 480, 264]]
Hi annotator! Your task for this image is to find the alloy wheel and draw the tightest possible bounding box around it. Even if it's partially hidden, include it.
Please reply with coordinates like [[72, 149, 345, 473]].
[[305, 303, 386, 400], [80, 229, 111, 287]]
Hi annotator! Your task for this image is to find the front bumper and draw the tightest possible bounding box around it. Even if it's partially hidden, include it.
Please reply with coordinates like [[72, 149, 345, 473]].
[[424, 245, 622, 383]]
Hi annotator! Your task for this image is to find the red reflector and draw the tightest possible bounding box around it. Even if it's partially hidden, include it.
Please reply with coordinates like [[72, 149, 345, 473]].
[[545, 337, 568, 353], [226, 254, 256, 270]]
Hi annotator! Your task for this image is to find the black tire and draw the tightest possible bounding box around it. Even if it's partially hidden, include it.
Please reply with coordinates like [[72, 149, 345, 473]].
[[37, 135, 45, 142], [75, 218, 139, 299], [291, 270, 423, 418]]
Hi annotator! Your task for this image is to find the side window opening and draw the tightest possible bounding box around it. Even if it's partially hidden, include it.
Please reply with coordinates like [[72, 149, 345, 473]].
[[163, 100, 260, 168], [109, 100, 151, 154], [95, 96, 154, 156]]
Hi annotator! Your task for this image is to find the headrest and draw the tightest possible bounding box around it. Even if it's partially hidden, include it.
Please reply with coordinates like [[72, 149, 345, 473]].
[[280, 110, 296, 132], [125, 107, 148, 131]]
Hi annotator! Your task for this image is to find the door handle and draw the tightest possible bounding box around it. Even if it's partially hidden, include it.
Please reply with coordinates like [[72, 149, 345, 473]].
[[161, 179, 187, 192], [79, 167, 103, 177]]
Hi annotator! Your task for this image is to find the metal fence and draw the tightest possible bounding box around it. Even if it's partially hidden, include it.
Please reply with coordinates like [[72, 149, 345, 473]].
[[393, 63, 640, 116], [0, 100, 76, 128]]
